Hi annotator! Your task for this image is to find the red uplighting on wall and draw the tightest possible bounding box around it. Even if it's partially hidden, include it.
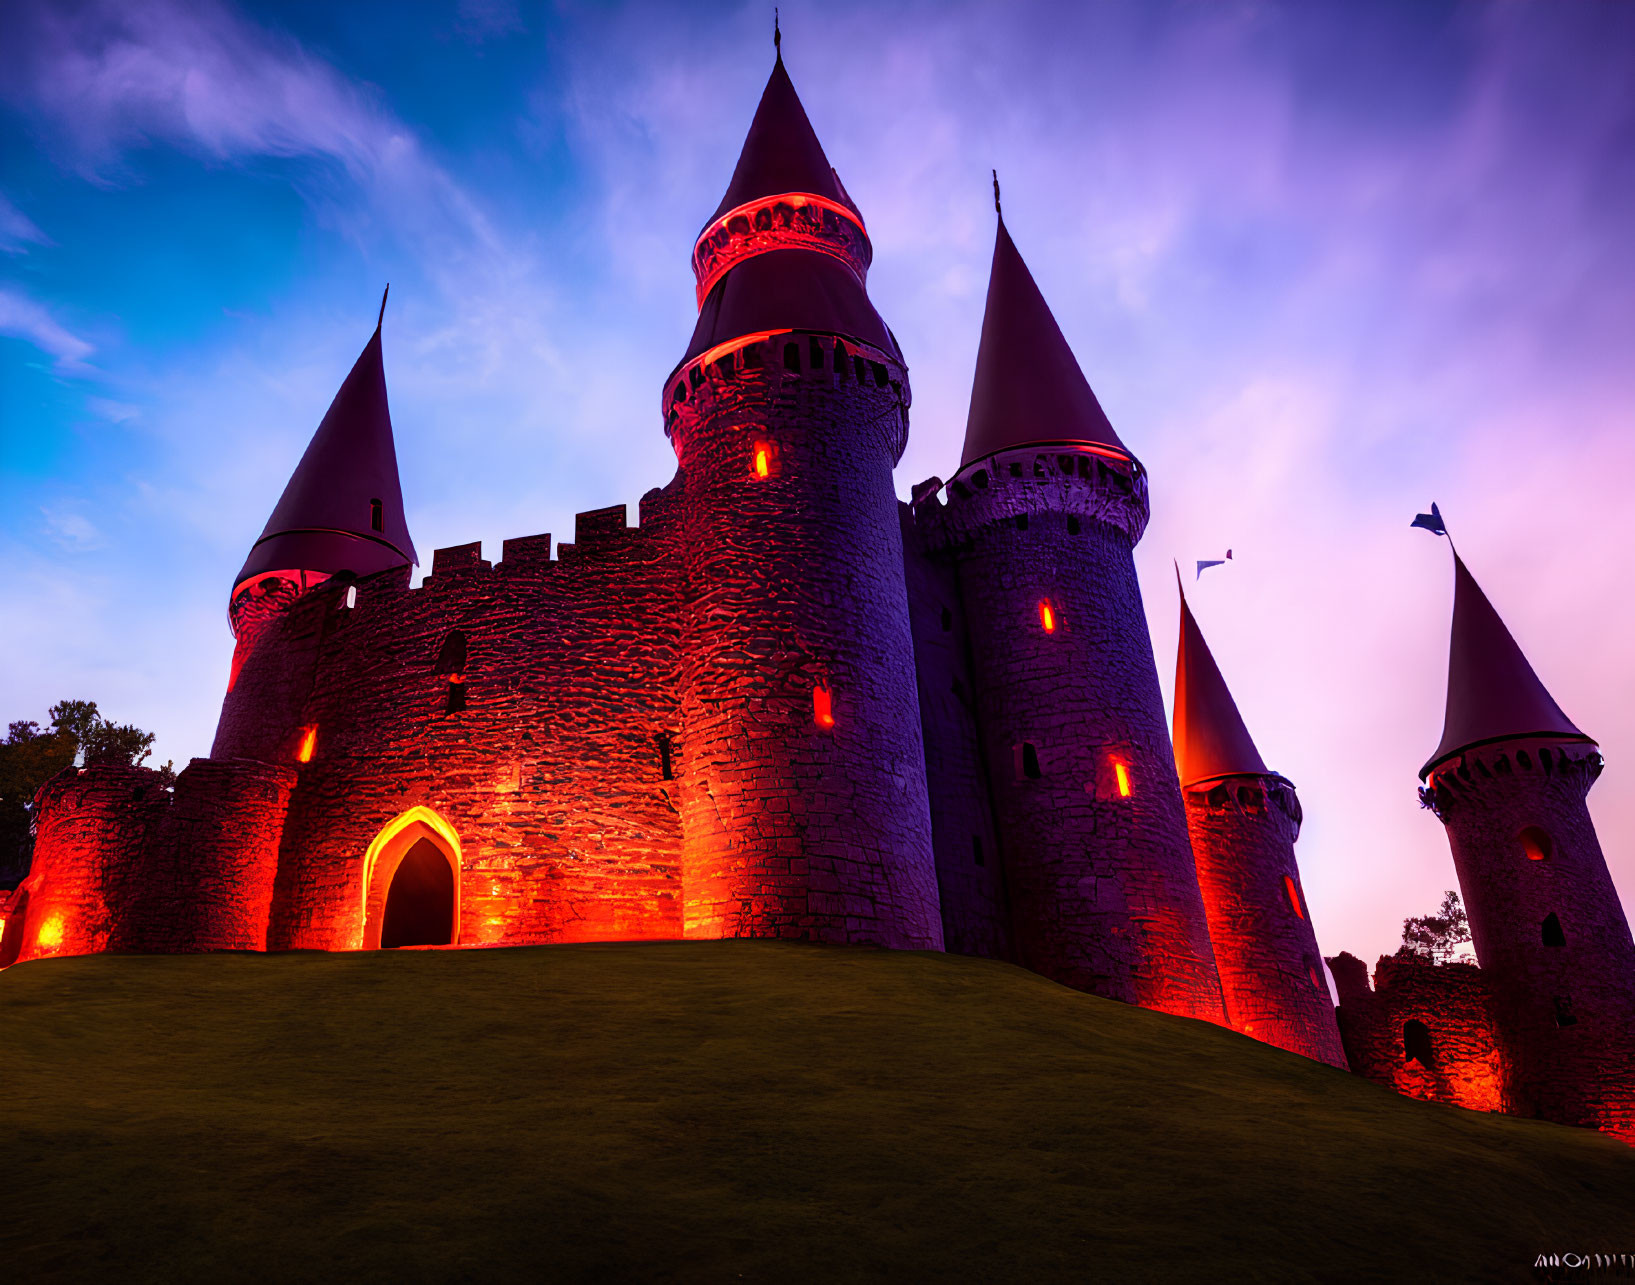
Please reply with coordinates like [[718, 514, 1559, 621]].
[[813, 686, 835, 729], [296, 726, 318, 764], [1284, 875, 1304, 919], [1039, 600, 1057, 633], [227, 635, 250, 694], [1114, 761, 1131, 797], [36, 913, 65, 952]]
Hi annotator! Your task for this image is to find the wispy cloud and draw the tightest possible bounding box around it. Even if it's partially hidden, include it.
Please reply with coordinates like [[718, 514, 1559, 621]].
[[40, 505, 103, 552], [0, 193, 50, 253], [0, 287, 94, 370]]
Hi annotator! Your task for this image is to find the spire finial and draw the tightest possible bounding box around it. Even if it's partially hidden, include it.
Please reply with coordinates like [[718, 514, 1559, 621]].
[[774, 8, 781, 56], [378, 284, 389, 330], [992, 169, 1002, 216]]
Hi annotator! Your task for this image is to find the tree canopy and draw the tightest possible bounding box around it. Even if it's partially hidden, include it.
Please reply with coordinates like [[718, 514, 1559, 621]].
[[0, 701, 169, 888], [1397, 889, 1473, 965]]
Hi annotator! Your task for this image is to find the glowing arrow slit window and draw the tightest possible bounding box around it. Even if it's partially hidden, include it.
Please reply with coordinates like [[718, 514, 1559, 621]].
[[1114, 761, 1131, 797], [753, 444, 771, 479], [1284, 875, 1304, 919], [813, 686, 835, 729], [296, 725, 318, 763], [1039, 600, 1056, 633]]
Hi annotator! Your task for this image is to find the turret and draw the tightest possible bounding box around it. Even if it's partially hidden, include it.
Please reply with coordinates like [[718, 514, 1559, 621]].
[[1173, 580, 1346, 1065], [227, 292, 417, 657], [917, 194, 1225, 1022], [663, 38, 942, 948], [1419, 551, 1635, 1139], [212, 295, 416, 761]]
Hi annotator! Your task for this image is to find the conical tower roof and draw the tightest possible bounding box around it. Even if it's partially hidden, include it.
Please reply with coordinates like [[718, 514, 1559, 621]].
[[960, 214, 1127, 471], [1173, 583, 1271, 788], [704, 51, 857, 231], [1421, 554, 1592, 777], [233, 303, 417, 597], [682, 248, 895, 365]]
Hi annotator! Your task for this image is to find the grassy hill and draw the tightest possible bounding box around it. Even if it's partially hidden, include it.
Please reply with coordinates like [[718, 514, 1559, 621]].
[[2, 941, 1631, 1283]]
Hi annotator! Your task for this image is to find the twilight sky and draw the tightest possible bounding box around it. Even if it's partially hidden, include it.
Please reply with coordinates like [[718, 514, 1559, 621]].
[[2, 0, 1632, 968]]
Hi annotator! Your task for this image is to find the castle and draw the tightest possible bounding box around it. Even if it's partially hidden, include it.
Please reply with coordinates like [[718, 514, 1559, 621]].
[[2, 47, 1630, 1143]]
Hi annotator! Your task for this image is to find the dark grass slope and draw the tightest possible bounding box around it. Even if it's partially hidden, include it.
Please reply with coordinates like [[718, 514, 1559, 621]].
[[2, 942, 1631, 1283]]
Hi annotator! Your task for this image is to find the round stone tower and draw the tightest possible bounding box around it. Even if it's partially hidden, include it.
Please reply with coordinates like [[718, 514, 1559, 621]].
[[213, 294, 418, 762], [663, 46, 942, 948], [1418, 552, 1635, 1140], [1173, 579, 1347, 1065], [923, 199, 1225, 1021]]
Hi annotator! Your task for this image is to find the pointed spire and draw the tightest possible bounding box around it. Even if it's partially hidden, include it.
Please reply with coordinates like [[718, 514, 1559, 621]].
[[1173, 573, 1271, 788], [677, 46, 894, 380], [232, 300, 417, 600], [1421, 553, 1592, 777], [960, 205, 1127, 471], [704, 49, 855, 229]]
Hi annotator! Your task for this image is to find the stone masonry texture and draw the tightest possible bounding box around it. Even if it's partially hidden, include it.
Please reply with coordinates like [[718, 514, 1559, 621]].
[[1183, 778, 1347, 1066], [1422, 740, 1635, 1140], [914, 450, 1226, 1023], [668, 335, 943, 949]]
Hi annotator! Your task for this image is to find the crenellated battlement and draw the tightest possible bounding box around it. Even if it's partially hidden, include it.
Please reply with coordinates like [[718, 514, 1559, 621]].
[[912, 445, 1150, 550], [664, 330, 910, 465]]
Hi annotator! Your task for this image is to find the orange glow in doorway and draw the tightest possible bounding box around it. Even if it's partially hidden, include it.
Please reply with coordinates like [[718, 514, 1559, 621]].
[[813, 687, 835, 729], [1039, 600, 1056, 633], [296, 726, 318, 763], [1114, 762, 1131, 797]]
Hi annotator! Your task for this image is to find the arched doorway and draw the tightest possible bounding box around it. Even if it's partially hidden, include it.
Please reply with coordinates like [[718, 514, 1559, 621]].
[[381, 838, 455, 947], [360, 807, 462, 950]]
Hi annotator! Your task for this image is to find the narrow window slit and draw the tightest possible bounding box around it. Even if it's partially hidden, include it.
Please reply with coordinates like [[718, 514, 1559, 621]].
[[1403, 1020, 1433, 1067]]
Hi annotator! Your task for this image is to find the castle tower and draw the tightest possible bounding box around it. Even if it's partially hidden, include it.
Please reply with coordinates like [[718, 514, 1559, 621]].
[[213, 297, 417, 759], [1419, 552, 1635, 1139], [662, 45, 942, 948], [1173, 581, 1346, 1065], [226, 297, 416, 653], [925, 201, 1225, 1020]]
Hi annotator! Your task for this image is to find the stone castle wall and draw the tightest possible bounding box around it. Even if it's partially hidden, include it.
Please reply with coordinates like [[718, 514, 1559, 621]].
[[1184, 778, 1346, 1066], [1329, 951, 1511, 1113], [4, 765, 170, 963], [257, 494, 689, 951], [121, 757, 299, 952], [900, 503, 1012, 961]]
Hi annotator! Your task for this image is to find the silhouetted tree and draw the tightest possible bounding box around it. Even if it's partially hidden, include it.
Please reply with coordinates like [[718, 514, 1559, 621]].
[[0, 701, 171, 888], [1397, 889, 1472, 964]]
